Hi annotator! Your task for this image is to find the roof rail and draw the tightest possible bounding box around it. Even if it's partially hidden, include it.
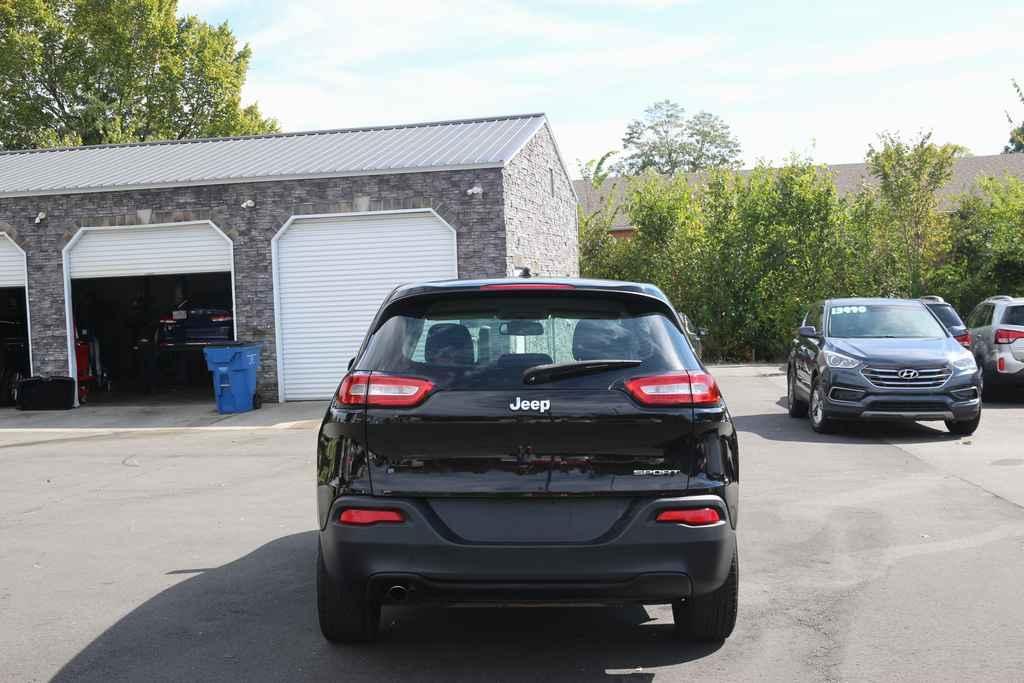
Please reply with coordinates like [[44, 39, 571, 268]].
[[987, 295, 1014, 301], [919, 295, 945, 303]]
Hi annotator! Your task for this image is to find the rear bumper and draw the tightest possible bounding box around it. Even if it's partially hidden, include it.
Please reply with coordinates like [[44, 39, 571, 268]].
[[990, 351, 1024, 385], [320, 494, 735, 605], [822, 367, 981, 422]]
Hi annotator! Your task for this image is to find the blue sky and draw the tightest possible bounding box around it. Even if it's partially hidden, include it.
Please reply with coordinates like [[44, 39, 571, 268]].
[[178, 0, 1023, 175]]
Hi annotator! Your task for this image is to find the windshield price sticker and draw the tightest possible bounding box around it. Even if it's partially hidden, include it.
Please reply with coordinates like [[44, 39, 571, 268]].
[[831, 306, 867, 315]]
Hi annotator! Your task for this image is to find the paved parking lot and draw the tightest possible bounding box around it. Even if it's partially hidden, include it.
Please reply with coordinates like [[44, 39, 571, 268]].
[[2, 365, 1024, 682]]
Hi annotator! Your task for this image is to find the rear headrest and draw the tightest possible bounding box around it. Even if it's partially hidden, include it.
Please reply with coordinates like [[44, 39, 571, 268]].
[[572, 319, 635, 361], [424, 323, 475, 366]]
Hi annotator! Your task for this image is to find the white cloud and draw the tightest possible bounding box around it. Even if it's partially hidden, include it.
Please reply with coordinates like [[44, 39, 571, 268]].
[[175, 0, 235, 15], [240, 0, 722, 169], [228, 1, 1017, 174], [731, 69, 1015, 167], [720, 21, 1018, 82], [552, 118, 629, 172], [244, 0, 603, 64], [553, 0, 698, 7]]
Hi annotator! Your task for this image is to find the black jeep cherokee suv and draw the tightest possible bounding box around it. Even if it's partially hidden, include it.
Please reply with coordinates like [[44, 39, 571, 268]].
[[787, 298, 981, 435], [316, 278, 739, 643]]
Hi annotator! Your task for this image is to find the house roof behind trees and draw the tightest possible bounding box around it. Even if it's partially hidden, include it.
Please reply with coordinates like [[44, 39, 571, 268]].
[[576, 153, 1024, 232]]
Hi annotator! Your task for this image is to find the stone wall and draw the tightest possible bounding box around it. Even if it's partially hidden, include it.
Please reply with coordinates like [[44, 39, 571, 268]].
[[502, 123, 579, 277], [0, 167, 505, 400]]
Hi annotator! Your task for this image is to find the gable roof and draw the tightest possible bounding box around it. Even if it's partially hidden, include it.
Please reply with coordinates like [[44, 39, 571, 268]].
[[575, 153, 1024, 231], [0, 114, 550, 198]]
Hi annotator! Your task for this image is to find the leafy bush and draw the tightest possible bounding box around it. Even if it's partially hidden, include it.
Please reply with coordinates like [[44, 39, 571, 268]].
[[579, 146, 1024, 361], [945, 176, 1024, 310]]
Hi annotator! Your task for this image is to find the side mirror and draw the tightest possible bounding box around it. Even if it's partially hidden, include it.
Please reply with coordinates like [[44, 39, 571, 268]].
[[698, 327, 709, 338], [798, 325, 818, 338], [347, 357, 355, 370]]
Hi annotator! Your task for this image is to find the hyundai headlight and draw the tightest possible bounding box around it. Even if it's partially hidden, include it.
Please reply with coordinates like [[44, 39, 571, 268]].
[[952, 355, 977, 372], [824, 351, 861, 369]]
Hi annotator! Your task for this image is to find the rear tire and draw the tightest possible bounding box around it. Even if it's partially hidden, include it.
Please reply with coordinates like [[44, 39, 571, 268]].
[[787, 369, 808, 418], [672, 548, 738, 641], [945, 413, 981, 436], [809, 379, 836, 433], [317, 543, 380, 643]]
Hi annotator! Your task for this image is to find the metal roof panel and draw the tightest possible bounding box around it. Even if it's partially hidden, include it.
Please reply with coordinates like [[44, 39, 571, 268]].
[[0, 114, 549, 197]]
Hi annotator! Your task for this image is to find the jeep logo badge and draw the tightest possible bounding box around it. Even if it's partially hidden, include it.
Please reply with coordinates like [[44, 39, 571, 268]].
[[509, 397, 550, 412], [897, 368, 919, 379]]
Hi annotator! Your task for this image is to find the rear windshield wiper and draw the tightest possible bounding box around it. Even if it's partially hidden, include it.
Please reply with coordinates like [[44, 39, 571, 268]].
[[522, 359, 642, 385]]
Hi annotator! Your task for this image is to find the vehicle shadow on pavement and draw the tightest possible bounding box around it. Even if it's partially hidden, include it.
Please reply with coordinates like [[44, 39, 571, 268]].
[[52, 532, 721, 683], [735, 400, 959, 445]]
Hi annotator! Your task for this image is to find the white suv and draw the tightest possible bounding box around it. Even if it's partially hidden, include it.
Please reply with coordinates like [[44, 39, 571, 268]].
[[966, 295, 1024, 396]]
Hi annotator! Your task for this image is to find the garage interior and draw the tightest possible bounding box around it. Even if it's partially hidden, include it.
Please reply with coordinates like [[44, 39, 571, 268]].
[[0, 286, 29, 405], [70, 272, 233, 402]]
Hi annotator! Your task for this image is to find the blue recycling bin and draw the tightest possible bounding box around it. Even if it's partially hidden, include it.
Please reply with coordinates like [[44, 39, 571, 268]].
[[202, 342, 263, 414]]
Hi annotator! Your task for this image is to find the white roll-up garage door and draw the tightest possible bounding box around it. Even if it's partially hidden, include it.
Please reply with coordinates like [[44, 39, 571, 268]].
[[66, 222, 233, 279], [0, 233, 27, 287], [273, 210, 458, 401]]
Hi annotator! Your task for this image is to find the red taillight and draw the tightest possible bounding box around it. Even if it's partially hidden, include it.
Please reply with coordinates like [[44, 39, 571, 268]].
[[336, 372, 433, 407], [479, 283, 576, 291], [656, 508, 721, 525], [953, 332, 971, 348], [994, 329, 1024, 345], [623, 371, 721, 406], [998, 356, 1007, 372], [339, 509, 405, 525], [210, 314, 232, 323]]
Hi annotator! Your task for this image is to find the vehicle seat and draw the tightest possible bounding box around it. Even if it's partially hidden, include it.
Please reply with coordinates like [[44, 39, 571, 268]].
[[572, 319, 637, 360], [425, 323, 475, 366]]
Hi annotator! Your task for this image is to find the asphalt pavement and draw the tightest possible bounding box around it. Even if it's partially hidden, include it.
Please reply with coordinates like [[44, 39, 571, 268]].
[[1, 365, 1023, 682]]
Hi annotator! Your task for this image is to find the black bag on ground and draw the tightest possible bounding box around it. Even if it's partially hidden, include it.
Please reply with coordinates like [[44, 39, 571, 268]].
[[17, 376, 76, 410]]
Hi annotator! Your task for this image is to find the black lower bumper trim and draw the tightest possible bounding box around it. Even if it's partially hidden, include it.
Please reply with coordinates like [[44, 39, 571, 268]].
[[368, 572, 692, 605]]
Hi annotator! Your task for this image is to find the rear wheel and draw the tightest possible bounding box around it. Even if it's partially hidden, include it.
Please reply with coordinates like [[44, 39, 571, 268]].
[[787, 368, 808, 418], [945, 413, 981, 436], [672, 548, 738, 641], [809, 379, 835, 433], [317, 543, 380, 643]]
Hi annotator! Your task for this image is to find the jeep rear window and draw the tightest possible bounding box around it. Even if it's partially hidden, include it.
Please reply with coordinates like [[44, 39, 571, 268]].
[[1002, 306, 1024, 326], [356, 293, 699, 389]]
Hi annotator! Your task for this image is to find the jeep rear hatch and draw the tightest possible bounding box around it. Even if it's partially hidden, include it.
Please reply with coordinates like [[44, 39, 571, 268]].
[[347, 288, 715, 502]]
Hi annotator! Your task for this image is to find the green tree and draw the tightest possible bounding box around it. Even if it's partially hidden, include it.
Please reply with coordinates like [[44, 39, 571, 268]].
[[618, 100, 742, 175], [685, 111, 743, 171], [947, 177, 1024, 309], [1006, 78, 1024, 153], [577, 151, 617, 188], [699, 161, 863, 359], [0, 0, 278, 150], [865, 132, 963, 297], [577, 151, 625, 279]]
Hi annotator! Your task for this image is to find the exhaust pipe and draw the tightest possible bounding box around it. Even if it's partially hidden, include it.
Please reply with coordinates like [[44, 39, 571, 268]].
[[386, 585, 408, 603]]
